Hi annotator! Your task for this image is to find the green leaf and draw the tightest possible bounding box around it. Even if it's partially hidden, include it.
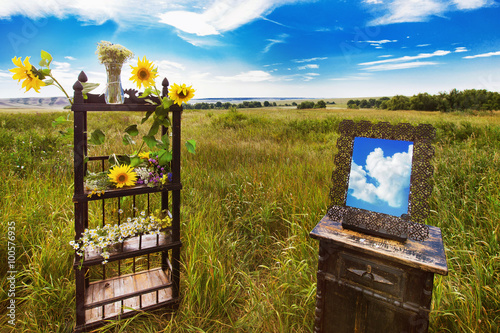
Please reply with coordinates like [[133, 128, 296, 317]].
[[161, 133, 170, 149], [143, 135, 161, 149], [147, 119, 160, 137], [160, 117, 171, 127], [139, 87, 153, 98], [41, 68, 51, 75], [41, 50, 53, 67], [155, 105, 168, 117], [52, 115, 67, 127], [44, 79, 54, 86], [158, 149, 172, 166], [122, 133, 135, 145], [31, 67, 45, 80], [125, 124, 139, 137], [59, 128, 74, 139], [185, 139, 196, 154], [81, 82, 100, 95], [161, 97, 173, 109], [89, 129, 105, 145], [141, 110, 154, 124], [144, 99, 155, 105], [129, 156, 142, 168], [39, 59, 48, 68]]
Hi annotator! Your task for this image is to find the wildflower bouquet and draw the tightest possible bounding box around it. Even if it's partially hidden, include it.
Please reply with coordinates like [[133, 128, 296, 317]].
[[10, 43, 196, 194], [96, 41, 134, 64], [84, 150, 174, 195], [84, 54, 196, 195], [70, 210, 172, 265]]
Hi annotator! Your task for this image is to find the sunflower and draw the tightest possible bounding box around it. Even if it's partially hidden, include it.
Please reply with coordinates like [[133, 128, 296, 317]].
[[108, 164, 138, 188], [10, 56, 32, 82], [10, 56, 46, 93], [168, 83, 195, 106], [22, 73, 46, 93], [138, 151, 150, 160], [130, 56, 158, 89]]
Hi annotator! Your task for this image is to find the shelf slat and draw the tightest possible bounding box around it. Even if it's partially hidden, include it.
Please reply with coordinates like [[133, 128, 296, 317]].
[[73, 183, 182, 203], [75, 232, 182, 267], [84, 268, 173, 325]]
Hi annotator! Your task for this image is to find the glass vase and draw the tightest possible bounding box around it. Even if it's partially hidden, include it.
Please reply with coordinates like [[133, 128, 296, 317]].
[[104, 62, 124, 104]]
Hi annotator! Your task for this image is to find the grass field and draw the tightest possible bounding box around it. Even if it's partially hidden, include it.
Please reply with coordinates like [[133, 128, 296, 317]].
[[0, 107, 499, 332]]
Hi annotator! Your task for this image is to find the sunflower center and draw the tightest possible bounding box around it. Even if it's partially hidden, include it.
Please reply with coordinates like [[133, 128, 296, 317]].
[[178, 92, 186, 98], [138, 68, 149, 80], [117, 174, 127, 182]]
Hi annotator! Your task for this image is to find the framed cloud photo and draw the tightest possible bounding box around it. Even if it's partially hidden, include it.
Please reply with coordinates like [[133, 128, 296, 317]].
[[327, 120, 436, 242]]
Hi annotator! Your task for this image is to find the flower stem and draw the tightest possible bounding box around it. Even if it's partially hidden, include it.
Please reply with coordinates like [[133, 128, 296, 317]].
[[49, 74, 73, 105]]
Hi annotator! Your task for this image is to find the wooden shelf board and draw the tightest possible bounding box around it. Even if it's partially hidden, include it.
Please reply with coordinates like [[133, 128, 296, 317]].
[[73, 183, 182, 203], [84, 268, 173, 324], [76, 232, 181, 267]]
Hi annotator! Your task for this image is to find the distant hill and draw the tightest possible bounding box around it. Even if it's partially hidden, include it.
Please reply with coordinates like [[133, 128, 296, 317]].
[[0, 96, 384, 109], [0, 97, 70, 109]]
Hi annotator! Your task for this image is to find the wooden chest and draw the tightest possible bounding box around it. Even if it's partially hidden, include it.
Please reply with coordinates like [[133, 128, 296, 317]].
[[310, 215, 448, 333]]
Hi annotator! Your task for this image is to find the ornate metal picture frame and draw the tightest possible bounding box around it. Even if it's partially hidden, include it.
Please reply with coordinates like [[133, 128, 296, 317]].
[[327, 120, 436, 242]]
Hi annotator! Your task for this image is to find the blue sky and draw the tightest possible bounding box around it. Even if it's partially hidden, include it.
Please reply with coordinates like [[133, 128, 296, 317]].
[[346, 137, 413, 216], [1, 0, 500, 99]]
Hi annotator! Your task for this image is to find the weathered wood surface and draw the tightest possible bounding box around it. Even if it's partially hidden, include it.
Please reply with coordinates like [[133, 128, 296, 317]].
[[84, 233, 171, 262], [310, 215, 448, 276], [84, 268, 172, 324]]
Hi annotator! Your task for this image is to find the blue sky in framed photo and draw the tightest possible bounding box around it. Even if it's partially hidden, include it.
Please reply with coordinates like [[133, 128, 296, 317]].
[[346, 137, 413, 216], [1, 0, 500, 99]]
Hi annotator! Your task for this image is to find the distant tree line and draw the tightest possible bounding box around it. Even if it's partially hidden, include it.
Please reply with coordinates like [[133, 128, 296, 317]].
[[347, 89, 500, 112], [182, 100, 335, 110], [296, 100, 329, 109], [183, 100, 279, 110]]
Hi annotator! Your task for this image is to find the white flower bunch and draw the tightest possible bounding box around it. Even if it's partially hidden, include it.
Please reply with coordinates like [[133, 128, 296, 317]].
[[70, 211, 170, 265], [134, 167, 151, 185], [96, 40, 134, 64]]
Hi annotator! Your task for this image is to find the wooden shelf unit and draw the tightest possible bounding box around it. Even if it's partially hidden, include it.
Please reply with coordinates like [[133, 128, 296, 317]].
[[71, 73, 183, 332]]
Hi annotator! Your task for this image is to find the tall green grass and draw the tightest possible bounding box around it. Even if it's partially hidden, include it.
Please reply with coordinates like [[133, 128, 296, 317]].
[[0, 109, 498, 332]]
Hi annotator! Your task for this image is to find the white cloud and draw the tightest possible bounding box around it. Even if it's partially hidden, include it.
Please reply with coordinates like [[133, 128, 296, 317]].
[[65, 56, 76, 61], [454, 46, 469, 53], [215, 70, 273, 82], [368, 0, 448, 25], [452, 0, 495, 10], [348, 144, 413, 208], [463, 51, 500, 59], [361, 61, 439, 71], [177, 33, 223, 47], [330, 73, 372, 81], [366, 0, 495, 26], [378, 55, 394, 58], [0, 71, 12, 78], [159, 11, 220, 36], [359, 50, 450, 66], [155, 60, 186, 71], [358, 39, 398, 45], [0, 0, 153, 24], [417, 44, 431, 47], [263, 34, 289, 53], [159, 0, 304, 36], [348, 162, 378, 204], [0, 0, 306, 35], [293, 57, 328, 63], [298, 64, 319, 70]]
